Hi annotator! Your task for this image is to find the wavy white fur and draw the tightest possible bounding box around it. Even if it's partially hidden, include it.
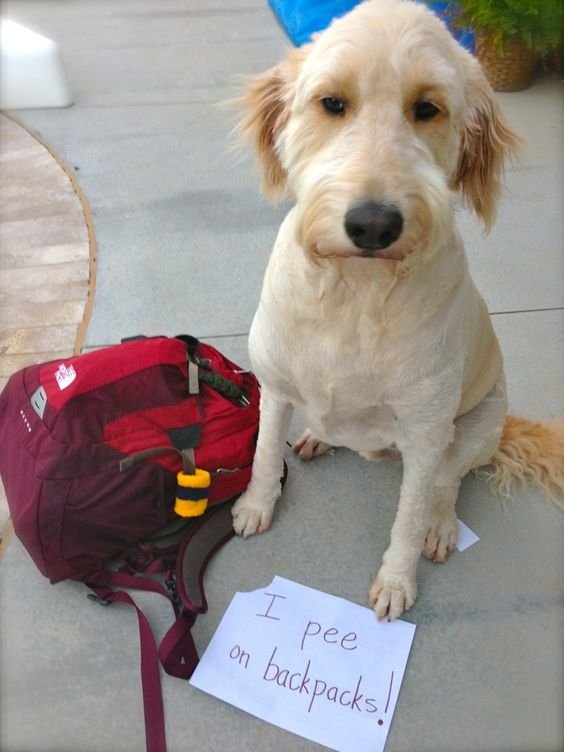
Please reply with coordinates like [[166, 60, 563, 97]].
[[231, 0, 561, 620]]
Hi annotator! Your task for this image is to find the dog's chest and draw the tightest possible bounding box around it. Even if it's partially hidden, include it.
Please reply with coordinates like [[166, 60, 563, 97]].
[[252, 310, 403, 450], [293, 342, 400, 449], [250, 242, 453, 451], [306, 394, 398, 451]]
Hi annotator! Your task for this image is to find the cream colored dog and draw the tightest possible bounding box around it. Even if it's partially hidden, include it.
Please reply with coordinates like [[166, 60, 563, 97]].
[[232, 0, 564, 620]]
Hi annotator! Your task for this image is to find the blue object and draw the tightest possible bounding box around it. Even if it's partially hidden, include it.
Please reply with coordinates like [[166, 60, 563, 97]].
[[268, 0, 361, 46], [428, 2, 474, 51], [267, 0, 474, 51]]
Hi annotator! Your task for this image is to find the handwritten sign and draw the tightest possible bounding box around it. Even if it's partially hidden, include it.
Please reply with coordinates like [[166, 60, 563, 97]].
[[190, 576, 416, 752]]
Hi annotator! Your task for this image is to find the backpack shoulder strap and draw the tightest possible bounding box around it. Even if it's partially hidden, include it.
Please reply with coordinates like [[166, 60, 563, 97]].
[[176, 501, 235, 614], [157, 502, 235, 680], [87, 500, 237, 752]]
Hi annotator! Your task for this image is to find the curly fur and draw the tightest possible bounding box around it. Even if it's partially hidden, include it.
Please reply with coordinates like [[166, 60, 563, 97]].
[[230, 0, 558, 621]]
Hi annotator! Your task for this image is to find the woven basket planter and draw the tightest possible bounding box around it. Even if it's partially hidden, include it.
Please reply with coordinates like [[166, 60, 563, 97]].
[[475, 34, 539, 91]]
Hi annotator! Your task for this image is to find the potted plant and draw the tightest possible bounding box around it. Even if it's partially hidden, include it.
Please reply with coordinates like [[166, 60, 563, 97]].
[[453, 0, 563, 91]]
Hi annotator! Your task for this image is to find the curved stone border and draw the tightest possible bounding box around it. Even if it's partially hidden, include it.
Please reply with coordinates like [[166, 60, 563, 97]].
[[0, 112, 97, 552]]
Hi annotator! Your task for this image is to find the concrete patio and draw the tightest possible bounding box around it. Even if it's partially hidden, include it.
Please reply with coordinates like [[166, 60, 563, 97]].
[[1, 2, 563, 751]]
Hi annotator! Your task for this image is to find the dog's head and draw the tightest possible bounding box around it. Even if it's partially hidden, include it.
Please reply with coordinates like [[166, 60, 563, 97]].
[[239, 0, 520, 262]]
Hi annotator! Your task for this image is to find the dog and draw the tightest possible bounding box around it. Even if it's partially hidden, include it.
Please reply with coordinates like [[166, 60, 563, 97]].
[[231, 0, 564, 620]]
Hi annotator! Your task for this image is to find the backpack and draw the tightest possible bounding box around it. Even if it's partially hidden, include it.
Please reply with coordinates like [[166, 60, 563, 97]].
[[0, 334, 270, 752]]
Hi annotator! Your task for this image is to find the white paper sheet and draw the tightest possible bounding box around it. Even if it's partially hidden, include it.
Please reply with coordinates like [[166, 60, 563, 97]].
[[190, 576, 416, 752], [456, 519, 480, 551]]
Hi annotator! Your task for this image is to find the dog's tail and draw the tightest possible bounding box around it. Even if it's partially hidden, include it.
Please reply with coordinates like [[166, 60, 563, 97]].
[[488, 416, 564, 509]]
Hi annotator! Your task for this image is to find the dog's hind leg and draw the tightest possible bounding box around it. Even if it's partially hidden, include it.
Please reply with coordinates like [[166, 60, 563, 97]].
[[423, 374, 507, 562], [232, 388, 293, 537], [293, 428, 332, 460]]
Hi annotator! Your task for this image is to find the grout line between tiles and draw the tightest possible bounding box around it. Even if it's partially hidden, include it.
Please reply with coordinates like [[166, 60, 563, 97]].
[[85, 331, 250, 350], [490, 306, 564, 316], [85, 309, 564, 351], [195, 331, 249, 340]]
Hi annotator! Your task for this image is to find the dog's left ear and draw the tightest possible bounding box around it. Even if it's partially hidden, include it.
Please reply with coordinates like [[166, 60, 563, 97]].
[[238, 46, 309, 201], [451, 58, 522, 231]]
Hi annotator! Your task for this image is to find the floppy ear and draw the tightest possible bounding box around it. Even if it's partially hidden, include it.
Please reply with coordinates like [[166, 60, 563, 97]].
[[238, 47, 308, 201], [451, 59, 522, 231]]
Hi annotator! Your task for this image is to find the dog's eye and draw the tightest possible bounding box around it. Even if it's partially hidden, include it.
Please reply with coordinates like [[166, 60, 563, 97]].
[[321, 97, 346, 116], [414, 101, 440, 122]]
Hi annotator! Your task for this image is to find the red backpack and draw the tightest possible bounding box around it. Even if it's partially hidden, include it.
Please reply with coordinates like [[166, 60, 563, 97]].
[[0, 334, 269, 752]]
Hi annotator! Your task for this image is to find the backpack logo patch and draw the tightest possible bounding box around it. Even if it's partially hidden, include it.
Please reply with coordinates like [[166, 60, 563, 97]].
[[30, 386, 48, 420], [55, 363, 76, 390]]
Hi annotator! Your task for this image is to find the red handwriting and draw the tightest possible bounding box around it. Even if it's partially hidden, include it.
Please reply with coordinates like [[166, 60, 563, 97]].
[[263, 646, 380, 715], [300, 620, 358, 652], [248, 591, 395, 726], [256, 592, 286, 620], [229, 644, 251, 669]]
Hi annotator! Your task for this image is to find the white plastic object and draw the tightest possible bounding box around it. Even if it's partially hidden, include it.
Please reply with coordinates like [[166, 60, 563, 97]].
[[0, 20, 72, 109]]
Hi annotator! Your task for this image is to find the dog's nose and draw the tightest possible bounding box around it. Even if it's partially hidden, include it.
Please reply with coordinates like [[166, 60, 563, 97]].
[[344, 201, 404, 253]]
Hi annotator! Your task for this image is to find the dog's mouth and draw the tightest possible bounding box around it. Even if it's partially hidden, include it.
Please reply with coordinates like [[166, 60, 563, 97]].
[[312, 238, 412, 262], [360, 243, 409, 261]]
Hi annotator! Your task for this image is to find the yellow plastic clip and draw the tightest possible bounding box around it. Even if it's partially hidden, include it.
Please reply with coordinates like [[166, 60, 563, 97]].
[[174, 468, 211, 517]]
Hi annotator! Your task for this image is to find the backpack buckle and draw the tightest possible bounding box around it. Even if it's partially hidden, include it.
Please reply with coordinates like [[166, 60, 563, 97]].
[[87, 592, 111, 607], [165, 576, 181, 608]]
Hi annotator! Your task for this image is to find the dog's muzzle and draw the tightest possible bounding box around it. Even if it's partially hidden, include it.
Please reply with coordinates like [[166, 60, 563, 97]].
[[344, 200, 404, 257]]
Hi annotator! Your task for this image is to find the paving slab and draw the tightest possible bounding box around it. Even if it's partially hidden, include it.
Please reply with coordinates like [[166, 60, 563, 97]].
[[0, 1, 562, 752], [6, 4, 562, 348], [1, 316, 563, 752], [459, 77, 564, 315]]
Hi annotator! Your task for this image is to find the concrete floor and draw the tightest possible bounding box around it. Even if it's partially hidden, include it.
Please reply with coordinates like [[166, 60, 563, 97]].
[[1, 2, 563, 751]]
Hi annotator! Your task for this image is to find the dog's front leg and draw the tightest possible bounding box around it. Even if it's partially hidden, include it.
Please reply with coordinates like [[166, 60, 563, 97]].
[[369, 441, 446, 620], [232, 387, 293, 537]]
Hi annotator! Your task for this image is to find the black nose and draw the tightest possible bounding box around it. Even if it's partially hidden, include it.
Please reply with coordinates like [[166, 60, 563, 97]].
[[344, 200, 404, 253]]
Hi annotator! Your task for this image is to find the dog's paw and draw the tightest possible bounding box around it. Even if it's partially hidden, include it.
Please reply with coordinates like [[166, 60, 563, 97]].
[[368, 568, 417, 621], [423, 511, 457, 563], [232, 493, 275, 538], [293, 429, 332, 461]]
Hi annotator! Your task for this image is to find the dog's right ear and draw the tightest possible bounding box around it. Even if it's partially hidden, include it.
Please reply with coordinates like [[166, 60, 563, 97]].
[[238, 47, 309, 201], [451, 57, 522, 231]]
